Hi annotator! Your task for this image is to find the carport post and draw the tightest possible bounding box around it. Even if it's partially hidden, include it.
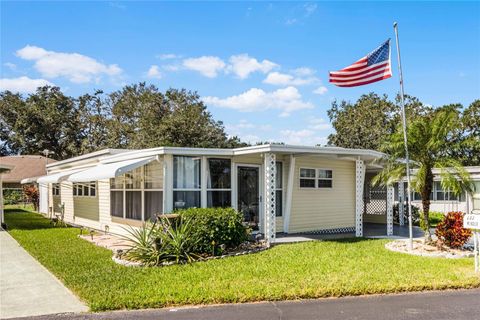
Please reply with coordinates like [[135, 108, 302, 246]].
[[398, 182, 405, 226], [387, 186, 394, 236], [355, 160, 365, 237], [263, 152, 276, 246]]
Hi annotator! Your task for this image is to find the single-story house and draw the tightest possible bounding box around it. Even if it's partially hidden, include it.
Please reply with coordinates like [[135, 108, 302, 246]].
[[394, 166, 480, 216], [24, 145, 480, 243]]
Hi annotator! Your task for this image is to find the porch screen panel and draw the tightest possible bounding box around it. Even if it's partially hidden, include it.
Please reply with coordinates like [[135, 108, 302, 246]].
[[110, 191, 123, 217], [125, 191, 142, 220], [145, 191, 163, 221], [173, 156, 201, 210], [207, 158, 231, 208]]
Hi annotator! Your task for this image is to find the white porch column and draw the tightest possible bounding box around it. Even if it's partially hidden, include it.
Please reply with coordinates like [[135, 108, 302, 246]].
[[355, 160, 365, 237], [283, 154, 295, 233], [264, 152, 276, 245], [387, 185, 394, 236], [398, 182, 405, 226], [163, 154, 173, 213]]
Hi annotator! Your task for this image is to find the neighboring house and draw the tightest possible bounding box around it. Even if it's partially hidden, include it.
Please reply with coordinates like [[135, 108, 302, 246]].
[[27, 144, 393, 242], [395, 167, 480, 215], [0, 155, 56, 210], [1, 163, 15, 226], [0, 155, 55, 189]]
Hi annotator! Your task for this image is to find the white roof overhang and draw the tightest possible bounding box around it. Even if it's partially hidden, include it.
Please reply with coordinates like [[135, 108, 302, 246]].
[[37, 168, 86, 184], [68, 156, 158, 182]]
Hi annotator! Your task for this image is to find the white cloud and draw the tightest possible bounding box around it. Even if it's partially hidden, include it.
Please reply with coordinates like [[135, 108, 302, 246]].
[[307, 116, 331, 130], [203, 86, 314, 117], [227, 54, 278, 79], [279, 129, 327, 146], [0, 76, 55, 93], [285, 18, 298, 25], [4, 62, 17, 70], [156, 53, 178, 60], [292, 67, 315, 77], [146, 65, 162, 79], [182, 56, 226, 78], [313, 86, 328, 95], [263, 71, 319, 86], [304, 3, 318, 17], [16, 45, 122, 83]]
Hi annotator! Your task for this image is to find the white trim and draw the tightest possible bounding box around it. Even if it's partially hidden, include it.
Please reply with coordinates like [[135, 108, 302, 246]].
[[201, 156, 208, 208], [284, 154, 295, 233], [299, 167, 333, 189]]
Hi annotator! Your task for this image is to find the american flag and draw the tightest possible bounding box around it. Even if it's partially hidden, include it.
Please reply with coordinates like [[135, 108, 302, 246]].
[[329, 39, 392, 87]]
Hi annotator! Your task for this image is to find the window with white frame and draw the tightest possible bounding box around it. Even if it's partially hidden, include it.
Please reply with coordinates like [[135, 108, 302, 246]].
[[73, 182, 96, 197], [206, 158, 231, 208], [110, 161, 163, 221], [473, 181, 480, 210], [300, 168, 332, 189], [52, 183, 60, 196], [276, 162, 283, 216], [412, 181, 465, 202], [173, 156, 201, 210]]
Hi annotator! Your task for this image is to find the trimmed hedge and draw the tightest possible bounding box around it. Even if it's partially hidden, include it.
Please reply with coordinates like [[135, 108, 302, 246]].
[[177, 207, 249, 255]]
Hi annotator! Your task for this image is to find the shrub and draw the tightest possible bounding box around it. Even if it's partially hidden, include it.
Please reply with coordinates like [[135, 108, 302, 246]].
[[3, 189, 23, 205], [23, 185, 39, 211], [393, 203, 420, 225], [177, 207, 249, 255], [435, 212, 472, 249], [122, 221, 165, 266]]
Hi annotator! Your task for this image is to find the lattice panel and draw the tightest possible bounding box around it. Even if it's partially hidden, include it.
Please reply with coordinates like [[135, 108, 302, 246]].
[[355, 160, 365, 237], [398, 182, 405, 226], [387, 186, 394, 236], [264, 152, 276, 245]]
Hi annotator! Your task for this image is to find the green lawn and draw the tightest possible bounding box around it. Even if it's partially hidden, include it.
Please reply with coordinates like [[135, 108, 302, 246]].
[[5, 209, 480, 312]]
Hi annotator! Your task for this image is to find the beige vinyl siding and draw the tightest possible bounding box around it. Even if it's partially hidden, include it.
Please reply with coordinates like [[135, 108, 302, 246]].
[[289, 157, 355, 233], [60, 182, 74, 221], [74, 196, 99, 221]]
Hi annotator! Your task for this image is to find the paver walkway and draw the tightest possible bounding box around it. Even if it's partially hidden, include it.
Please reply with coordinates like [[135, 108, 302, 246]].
[[0, 229, 87, 319]]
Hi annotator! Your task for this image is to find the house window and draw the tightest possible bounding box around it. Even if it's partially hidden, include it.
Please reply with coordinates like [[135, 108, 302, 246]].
[[473, 182, 480, 210], [318, 169, 333, 188], [52, 183, 60, 196], [73, 182, 96, 197], [207, 158, 231, 208], [173, 156, 201, 210], [110, 162, 163, 221], [300, 168, 333, 189], [276, 162, 283, 217], [300, 168, 316, 188]]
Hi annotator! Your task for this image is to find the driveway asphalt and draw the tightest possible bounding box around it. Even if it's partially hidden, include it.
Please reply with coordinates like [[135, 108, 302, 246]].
[[0, 229, 88, 319], [10, 289, 480, 320]]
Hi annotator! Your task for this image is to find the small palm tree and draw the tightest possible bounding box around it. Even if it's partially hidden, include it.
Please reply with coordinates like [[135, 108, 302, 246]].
[[373, 108, 473, 242]]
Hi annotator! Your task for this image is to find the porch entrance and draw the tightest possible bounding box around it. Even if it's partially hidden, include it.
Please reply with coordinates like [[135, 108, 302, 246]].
[[237, 165, 261, 231]]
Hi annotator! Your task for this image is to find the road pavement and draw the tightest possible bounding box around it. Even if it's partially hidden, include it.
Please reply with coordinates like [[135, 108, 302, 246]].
[[11, 288, 480, 320]]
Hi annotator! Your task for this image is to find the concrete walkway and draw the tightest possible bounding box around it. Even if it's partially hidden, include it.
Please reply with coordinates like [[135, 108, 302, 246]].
[[0, 229, 87, 319]]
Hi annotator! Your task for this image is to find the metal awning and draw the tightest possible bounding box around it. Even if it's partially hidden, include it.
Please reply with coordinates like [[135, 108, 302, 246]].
[[68, 156, 158, 183], [37, 168, 86, 184], [21, 176, 40, 184]]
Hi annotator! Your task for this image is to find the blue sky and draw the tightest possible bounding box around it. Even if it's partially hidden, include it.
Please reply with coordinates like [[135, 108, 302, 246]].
[[1, 1, 479, 145]]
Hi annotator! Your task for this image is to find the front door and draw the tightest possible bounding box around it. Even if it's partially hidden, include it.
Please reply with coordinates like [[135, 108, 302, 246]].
[[237, 166, 261, 231]]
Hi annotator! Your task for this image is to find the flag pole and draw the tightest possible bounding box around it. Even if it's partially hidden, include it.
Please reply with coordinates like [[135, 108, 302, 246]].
[[393, 22, 413, 250]]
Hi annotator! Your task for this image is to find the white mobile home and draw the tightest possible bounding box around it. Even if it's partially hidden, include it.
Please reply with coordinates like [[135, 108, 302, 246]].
[[28, 144, 458, 242]]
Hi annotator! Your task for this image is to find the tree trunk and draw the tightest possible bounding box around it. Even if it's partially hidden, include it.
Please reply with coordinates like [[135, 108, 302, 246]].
[[421, 169, 434, 242]]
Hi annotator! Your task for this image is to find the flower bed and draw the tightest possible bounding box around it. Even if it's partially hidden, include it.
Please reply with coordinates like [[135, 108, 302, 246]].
[[385, 239, 474, 259], [114, 241, 269, 267]]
